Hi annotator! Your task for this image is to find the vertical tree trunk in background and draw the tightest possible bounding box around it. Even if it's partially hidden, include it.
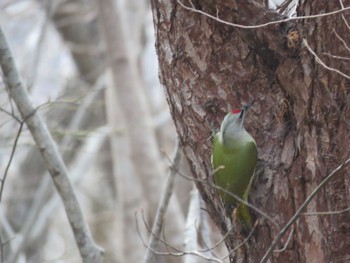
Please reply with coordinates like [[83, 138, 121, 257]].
[[150, 0, 350, 262], [50, 0, 106, 85], [98, 1, 185, 262]]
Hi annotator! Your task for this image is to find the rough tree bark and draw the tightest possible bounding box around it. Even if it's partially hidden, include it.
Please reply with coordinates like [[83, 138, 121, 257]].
[[150, 0, 350, 262]]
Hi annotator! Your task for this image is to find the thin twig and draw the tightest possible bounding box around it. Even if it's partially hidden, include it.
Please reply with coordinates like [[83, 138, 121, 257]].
[[259, 157, 350, 263], [303, 39, 350, 80], [2, 79, 16, 119], [0, 122, 23, 202], [184, 187, 201, 263], [136, 211, 224, 263], [0, 107, 21, 123], [141, 210, 184, 253], [302, 207, 350, 216], [323, 52, 350, 61], [333, 29, 350, 53], [141, 199, 257, 262], [273, 227, 294, 253], [0, 236, 3, 263], [198, 198, 217, 258], [339, 0, 350, 30], [177, 0, 350, 29], [142, 204, 234, 256], [144, 140, 182, 263], [0, 206, 15, 240], [221, 221, 258, 261]]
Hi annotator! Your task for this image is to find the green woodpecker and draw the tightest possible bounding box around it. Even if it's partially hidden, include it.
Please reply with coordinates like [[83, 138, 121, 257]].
[[212, 104, 258, 227]]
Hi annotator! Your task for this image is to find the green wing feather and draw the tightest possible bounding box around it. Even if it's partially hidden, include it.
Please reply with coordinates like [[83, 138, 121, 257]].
[[212, 132, 258, 226]]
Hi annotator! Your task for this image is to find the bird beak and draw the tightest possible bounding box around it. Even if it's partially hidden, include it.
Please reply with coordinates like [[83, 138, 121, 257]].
[[239, 100, 254, 120], [244, 99, 255, 109]]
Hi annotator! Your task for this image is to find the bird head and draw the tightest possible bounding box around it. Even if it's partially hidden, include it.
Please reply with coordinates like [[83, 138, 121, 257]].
[[220, 102, 253, 142]]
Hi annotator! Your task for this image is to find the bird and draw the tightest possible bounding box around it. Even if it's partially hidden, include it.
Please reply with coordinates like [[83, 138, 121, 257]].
[[212, 103, 258, 228]]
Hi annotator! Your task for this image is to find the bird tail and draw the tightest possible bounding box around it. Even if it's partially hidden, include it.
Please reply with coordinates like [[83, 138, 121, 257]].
[[234, 169, 255, 229], [235, 203, 253, 229]]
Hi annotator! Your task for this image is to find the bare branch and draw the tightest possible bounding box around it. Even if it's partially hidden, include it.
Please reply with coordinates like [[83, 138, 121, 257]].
[[339, 0, 350, 30], [302, 207, 350, 216], [144, 202, 234, 258], [5, 81, 106, 262], [0, 207, 15, 239], [141, 198, 257, 263], [7, 126, 109, 263], [0, 106, 21, 123], [260, 157, 350, 263], [141, 210, 184, 253], [144, 140, 182, 263], [0, 26, 104, 262], [221, 222, 257, 261], [184, 187, 201, 263], [0, 235, 15, 263], [143, 204, 228, 255], [333, 29, 350, 53], [0, 122, 23, 202], [303, 39, 350, 80], [273, 227, 294, 253], [323, 52, 350, 61], [177, 0, 350, 29], [0, 206, 15, 257], [198, 198, 216, 258], [136, 211, 224, 263]]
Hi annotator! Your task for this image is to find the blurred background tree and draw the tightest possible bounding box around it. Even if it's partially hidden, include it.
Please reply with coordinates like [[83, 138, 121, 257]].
[[0, 0, 200, 262]]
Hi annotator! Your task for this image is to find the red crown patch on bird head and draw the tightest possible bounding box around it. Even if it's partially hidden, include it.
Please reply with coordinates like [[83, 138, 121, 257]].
[[231, 109, 241, 115]]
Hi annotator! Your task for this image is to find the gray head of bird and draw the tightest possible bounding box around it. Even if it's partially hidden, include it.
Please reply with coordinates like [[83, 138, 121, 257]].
[[220, 103, 253, 143]]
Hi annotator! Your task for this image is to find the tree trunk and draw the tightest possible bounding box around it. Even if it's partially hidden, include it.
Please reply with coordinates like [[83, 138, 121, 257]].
[[150, 0, 350, 262]]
